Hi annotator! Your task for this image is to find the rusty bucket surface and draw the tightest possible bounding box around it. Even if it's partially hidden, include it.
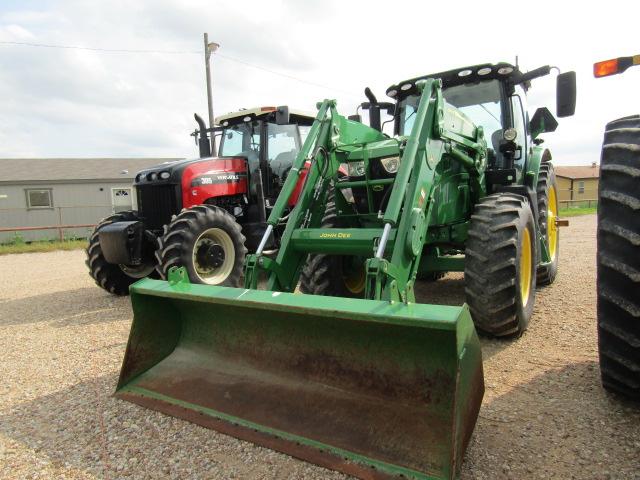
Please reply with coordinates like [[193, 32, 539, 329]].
[[115, 277, 483, 480]]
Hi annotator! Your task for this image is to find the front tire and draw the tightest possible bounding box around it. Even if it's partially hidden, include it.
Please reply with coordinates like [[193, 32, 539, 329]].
[[597, 115, 640, 400], [156, 205, 247, 286], [465, 193, 537, 337], [86, 210, 157, 295], [536, 162, 560, 285], [299, 199, 365, 298]]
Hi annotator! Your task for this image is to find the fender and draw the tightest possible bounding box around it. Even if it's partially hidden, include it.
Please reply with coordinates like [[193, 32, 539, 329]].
[[182, 158, 248, 208], [525, 146, 552, 191]]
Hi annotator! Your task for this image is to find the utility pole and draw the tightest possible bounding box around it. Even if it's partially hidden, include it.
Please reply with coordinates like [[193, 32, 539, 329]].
[[204, 33, 219, 156]]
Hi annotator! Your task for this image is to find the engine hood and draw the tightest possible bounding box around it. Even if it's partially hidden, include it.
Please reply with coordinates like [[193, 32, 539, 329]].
[[133, 157, 247, 186]]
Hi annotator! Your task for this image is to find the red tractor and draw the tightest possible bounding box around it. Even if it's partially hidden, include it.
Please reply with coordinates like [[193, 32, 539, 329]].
[[87, 106, 315, 294]]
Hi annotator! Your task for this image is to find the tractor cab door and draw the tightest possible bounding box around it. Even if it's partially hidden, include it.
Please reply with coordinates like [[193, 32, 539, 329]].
[[219, 122, 261, 171], [508, 84, 529, 179], [219, 121, 262, 199], [264, 122, 303, 200]]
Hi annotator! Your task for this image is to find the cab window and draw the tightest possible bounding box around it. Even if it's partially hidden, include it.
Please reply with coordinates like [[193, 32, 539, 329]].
[[220, 126, 245, 156], [398, 80, 503, 146], [220, 123, 261, 158], [511, 92, 527, 155], [267, 123, 299, 164], [299, 125, 311, 145]]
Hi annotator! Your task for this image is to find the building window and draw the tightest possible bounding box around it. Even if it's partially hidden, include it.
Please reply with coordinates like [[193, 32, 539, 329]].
[[578, 181, 585, 194], [25, 189, 53, 209]]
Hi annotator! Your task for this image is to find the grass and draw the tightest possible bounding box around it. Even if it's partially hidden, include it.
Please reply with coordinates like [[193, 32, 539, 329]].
[[0, 239, 87, 255], [559, 206, 597, 217]]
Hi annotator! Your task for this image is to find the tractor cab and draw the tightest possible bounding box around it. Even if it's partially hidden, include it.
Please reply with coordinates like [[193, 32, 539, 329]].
[[214, 107, 314, 205], [386, 62, 576, 186]]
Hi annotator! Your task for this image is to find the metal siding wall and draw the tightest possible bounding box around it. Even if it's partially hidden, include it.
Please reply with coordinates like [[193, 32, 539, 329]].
[[556, 177, 572, 202], [574, 178, 599, 200], [0, 181, 133, 242]]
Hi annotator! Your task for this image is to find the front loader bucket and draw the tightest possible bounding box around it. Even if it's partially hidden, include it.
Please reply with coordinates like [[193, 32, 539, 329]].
[[116, 277, 484, 480]]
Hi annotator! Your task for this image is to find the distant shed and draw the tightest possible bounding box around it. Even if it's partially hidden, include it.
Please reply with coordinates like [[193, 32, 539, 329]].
[[0, 158, 180, 242]]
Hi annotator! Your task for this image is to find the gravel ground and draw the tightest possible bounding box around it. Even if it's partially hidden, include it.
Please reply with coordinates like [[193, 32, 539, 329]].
[[1, 214, 639, 480]]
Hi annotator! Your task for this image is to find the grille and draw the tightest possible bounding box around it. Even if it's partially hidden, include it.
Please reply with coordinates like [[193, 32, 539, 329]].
[[137, 184, 180, 230]]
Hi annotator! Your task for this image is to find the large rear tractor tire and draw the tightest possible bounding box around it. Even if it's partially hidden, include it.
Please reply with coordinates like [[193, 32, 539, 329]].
[[465, 193, 537, 337], [299, 199, 366, 298], [597, 115, 640, 400], [156, 205, 247, 286], [536, 162, 560, 285], [86, 210, 157, 295]]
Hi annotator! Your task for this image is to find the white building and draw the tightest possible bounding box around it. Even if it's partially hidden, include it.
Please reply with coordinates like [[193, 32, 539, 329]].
[[0, 158, 180, 242]]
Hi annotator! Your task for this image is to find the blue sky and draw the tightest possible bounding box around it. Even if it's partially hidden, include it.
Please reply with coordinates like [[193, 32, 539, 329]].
[[0, 0, 639, 164]]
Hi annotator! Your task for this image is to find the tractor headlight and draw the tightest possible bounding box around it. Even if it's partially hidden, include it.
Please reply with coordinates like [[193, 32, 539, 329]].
[[347, 161, 366, 177], [159, 171, 171, 180], [380, 156, 400, 174], [503, 128, 518, 142]]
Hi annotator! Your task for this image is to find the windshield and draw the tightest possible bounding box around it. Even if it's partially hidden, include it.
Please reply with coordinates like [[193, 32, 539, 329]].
[[398, 80, 503, 145], [219, 123, 261, 157]]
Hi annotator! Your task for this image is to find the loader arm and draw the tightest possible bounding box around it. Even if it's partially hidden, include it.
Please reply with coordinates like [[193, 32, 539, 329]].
[[245, 79, 487, 304]]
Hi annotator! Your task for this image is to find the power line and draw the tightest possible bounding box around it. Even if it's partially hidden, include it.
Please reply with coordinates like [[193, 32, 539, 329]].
[[0, 40, 199, 54], [215, 52, 359, 97], [0, 40, 361, 98]]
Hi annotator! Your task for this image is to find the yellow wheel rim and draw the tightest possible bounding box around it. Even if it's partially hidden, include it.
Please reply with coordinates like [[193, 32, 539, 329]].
[[519, 228, 532, 306], [342, 257, 365, 294], [547, 185, 558, 260]]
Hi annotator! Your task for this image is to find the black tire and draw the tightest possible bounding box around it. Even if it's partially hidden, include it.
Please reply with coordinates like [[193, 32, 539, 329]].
[[156, 205, 247, 286], [465, 193, 537, 337], [86, 210, 157, 295], [299, 199, 365, 298], [536, 162, 560, 285], [597, 115, 640, 400]]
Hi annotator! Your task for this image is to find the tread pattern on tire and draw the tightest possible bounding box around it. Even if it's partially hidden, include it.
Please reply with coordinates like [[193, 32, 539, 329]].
[[299, 191, 362, 298], [299, 195, 340, 295], [156, 205, 247, 287], [536, 162, 559, 285], [465, 193, 536, 337], [86, 210, 141, 296], [597, 115, 640, 399]]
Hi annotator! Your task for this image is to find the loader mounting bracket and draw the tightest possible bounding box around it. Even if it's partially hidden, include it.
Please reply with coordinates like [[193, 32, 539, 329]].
[[167, 266, 190, 286], [244, 254, 291, 291], [364, 257, 409, 303]]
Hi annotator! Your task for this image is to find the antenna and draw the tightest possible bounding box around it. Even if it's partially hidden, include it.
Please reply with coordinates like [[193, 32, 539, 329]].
[[515, 55, 519, 68]]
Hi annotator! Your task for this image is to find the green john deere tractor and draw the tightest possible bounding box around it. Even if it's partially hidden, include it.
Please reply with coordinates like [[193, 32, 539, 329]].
[[115, 62, 576, 480]]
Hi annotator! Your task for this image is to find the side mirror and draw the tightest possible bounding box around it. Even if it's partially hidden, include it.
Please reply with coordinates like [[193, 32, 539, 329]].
[[530, 107, 559, 139], [276, 106, 290, 125], [556, 71, 576, 117]]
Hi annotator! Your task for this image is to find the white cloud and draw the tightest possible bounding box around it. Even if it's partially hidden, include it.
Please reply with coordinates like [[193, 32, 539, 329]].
[[0, 0, 638, 164]]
